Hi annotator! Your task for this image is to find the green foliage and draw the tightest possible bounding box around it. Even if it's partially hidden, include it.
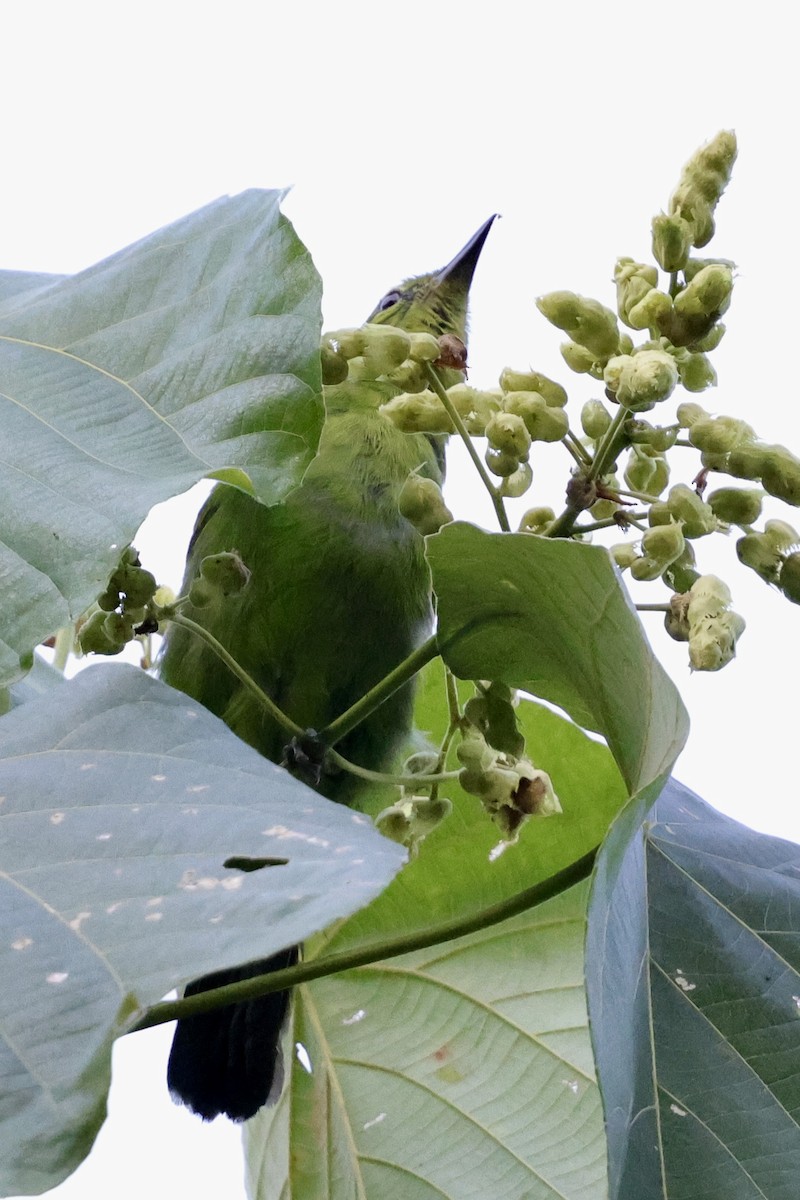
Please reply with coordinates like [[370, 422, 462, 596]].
[[1, 135, 799, 1200]]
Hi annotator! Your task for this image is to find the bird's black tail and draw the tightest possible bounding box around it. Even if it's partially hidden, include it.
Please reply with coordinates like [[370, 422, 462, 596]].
[[167, 946, 299, 1122]]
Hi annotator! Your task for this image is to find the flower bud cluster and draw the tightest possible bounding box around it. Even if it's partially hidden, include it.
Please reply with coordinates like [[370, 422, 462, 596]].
[[321, 323, 443, 391], [398, 474, 453, 536], [666, 575, 746, 671], [79, 547, 159, 656], [455, 684, 560, 840], [736, 520, 800, 602]]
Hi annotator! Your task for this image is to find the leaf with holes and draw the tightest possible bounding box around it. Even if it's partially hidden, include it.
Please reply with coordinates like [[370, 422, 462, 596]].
[[0, 665, 404, 1195]]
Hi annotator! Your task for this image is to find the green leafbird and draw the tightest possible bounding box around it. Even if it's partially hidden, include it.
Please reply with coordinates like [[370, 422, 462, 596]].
[[163, 216, 495, 1121]]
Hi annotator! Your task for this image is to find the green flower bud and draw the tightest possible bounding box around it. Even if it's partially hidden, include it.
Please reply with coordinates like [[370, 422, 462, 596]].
[[537, 292, 620, 358], [652, 212, 693, 272], [689, 610, 745, 671], [677, 351, 717, 393], [188, 577, 217, 608], [779, 553, 800, 605], [629, 289, 673, 330], [502, 392, 568, 442], [727, 442, 772, 481], [663, 543, 700, 594], [581, 399, 612, 440], [674, 264, 733, 319], [649, 457, 671, 496], [689, 415, 755, 455], [446, 384, 502, 434], [103, 611, 135, 645], [687, 574, 732, 623], [642, 523, 686, 568], [485, 412, 532, 458], [676, 401, 709, 428], [736, 532, 782, 584], [385, 360, 428, 393], [361, 325, 412, 375], [320, 343, 349, 385], [485, 447, 522, 478], [688, 322, 726, 353], [499, 368, 567, 407], [670, 131, 737, 249], [630, 556, 665, 582], [499, 461, 533, 499], [325, 327, 365, 359], [380, 391, 454, 434], [707, 487, 763, 526], [407, 332, 441, 363], [398, 475, 453, 536], [657, 483, 718, 538], [97, 586, 121, 613], [609, 543, 638, 571], [560, 340, 601, 376], [519, 506, 555, 535], [78, 610, 124, 656], [761, 452, 800, 507], [200, 551, 251, 596], [625, 420, 678, 452], [665, 593, 691, 642], [763, 519, 799, 552], [625, 446, 662, 494], [118, 566, 158, 608], [605, 350, 678, 412]]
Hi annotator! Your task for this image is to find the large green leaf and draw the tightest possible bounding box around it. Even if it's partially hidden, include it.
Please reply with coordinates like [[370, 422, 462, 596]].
[[587, 778, 800, 1200], [0, 666, 404, 1196], [426, 523, 689, 795], [247, 882, 606, 1200], [0, 190, 323, 685], [244, 664, 629, 1197]]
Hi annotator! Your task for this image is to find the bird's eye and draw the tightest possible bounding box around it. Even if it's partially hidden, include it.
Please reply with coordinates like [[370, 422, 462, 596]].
[[377, 290, 402, 312]]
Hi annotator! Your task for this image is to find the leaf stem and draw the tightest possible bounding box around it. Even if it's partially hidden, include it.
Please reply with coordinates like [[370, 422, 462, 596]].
[[129, 845, 598, 1032], [166, 611, 305, 740], [320, 635, 441, 747], [423, 364, 510, 532]]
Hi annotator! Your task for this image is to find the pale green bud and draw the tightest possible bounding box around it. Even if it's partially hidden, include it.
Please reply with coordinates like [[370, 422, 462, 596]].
[[677, 351, 718, 393], [200, 551, 251, 597], [385, 359, 429, 393], [761, 451, 800, 507], [707, 487, 763, 526], [78, 610, 125, 656], [763, 519, 799, 552], [446, 383, 502, 434], [689, 322, 726, 353], [674, 264, 733, 319], [499, 368, 568, 407], [643, 522, 686, 564], [561, 340, 601, 375], [320, 342, 349, 385], [398, 476, 453, 536], [629, 289, 673, 330], [519, 506, 555, 534], [652, 483, 718, 538], [499, 461, 533, 499], [652, 212, 693, 272], [630, 556, 665, 582], [736, 532, 782, 584], [670, 131, 737, 249], [485, 447, 522, 477], [326, 327, 365, 359], [502, 392, 568, 443], [665, 593, 691, 643], [779, 553, 800, 605], [605, 350, 679, 412], [689, 611, 745, 671], [537, 291, 620, 358], [485, 412, 532, 458], [687, 574, 732, 623], [362, 325, 411, 375], [689, 415, 755, 455], [663, 542, 700, 594], [380, 391, 454, 434], [625, 420, 678, 453], [407, 332, 441, 363], [103, 611, 135, 644], [609, 543, 638, 571], [581, 399, 612, 440], [625, 446, 661, 494], [727, 442, 772, 481], [676, 401, 709, 428]]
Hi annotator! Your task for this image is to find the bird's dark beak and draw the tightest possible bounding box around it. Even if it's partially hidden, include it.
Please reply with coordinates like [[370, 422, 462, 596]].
[[435, 215, 498, 289]]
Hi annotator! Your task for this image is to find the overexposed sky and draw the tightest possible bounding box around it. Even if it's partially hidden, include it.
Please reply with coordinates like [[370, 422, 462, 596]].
[[4, 3, 798, 1197]]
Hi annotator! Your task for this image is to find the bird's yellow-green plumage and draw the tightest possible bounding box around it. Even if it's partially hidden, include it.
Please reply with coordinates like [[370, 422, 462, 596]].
[[163, 217, 495, 1121]]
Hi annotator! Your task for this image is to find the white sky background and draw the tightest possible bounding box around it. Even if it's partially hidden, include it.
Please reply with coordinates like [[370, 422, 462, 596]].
[[3, 2, 798, 1197]]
